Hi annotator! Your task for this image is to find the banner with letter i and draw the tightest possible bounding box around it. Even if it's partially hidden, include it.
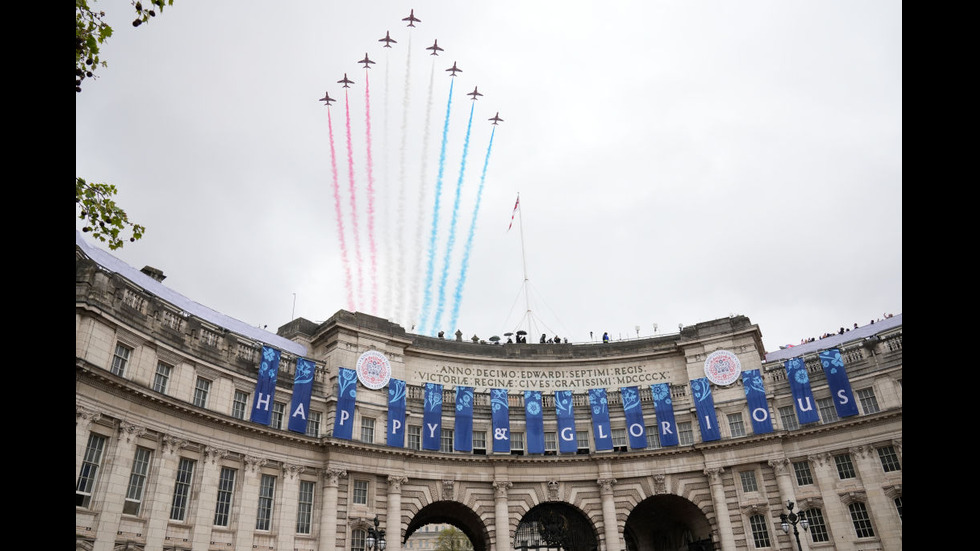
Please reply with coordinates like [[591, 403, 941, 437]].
[[333, 367, 357, 440], [251, 346, 281, 425], [287, 357, 315, 433], [387, 379, 407, 447], [690, 378, 721, 442]]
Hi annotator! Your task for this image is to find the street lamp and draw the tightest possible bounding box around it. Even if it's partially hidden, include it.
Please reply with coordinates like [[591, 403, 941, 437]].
[[365, 515, 386, 551], [779, 500, 808, 551]]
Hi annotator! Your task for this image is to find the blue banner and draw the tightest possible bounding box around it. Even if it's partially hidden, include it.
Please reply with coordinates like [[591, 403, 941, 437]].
[[287, 357, 315, 433], [555, 390, 577, 454], [651, 383, 679, 447], [454, 386, 474, 452], [690, 378, 721, 442], [784, 357, 820, 425], [524, 391, 545, 454], [491, 388, 510, 453], [818, 348, 859, 418], [387, 379, 406, 447], [250, 346, 281, 425], [620, 386, 648, 449], [333, 367, 357, 440], [423, 383, 443, 450], [588, 388, 613, 451], [742, 369, 774, 435]]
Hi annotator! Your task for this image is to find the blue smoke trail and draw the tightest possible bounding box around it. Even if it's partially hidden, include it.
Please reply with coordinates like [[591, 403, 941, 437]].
[[448, 126, 495, 332], [431, 101, 474, 334], [418, 79, 454, 335]]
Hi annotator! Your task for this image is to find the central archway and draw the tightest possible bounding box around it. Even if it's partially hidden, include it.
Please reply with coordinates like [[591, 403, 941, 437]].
[[514, 503, 599, 551], [624, 495, 714, 551], [405, 501, 490, 551]]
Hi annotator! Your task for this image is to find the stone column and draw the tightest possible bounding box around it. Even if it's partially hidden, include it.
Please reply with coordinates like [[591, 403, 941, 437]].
[[191, 446, 230, 551], [704, 468, 736, 551], [493, 480, 512, 551], [145, 435, 188, 551], [386, 476, 408, 551], [850, 445, 902, 551], [807, 453, 854, 551], [597, 478, 621, 551], [768, 458, 797, 508], [318, 468, 347, 551], [76, 405, 102, 480], [235, 455, 267, 551], [278, 463, 306, 551], [93, 421, 146, 551]]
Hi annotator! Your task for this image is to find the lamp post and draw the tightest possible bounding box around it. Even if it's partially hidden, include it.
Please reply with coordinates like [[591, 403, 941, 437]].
[[779, 501, 808, 551], [365, 515, 386, 551]]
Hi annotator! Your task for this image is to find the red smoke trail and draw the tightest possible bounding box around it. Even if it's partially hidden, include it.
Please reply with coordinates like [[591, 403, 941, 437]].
[[344, 89, 364, 310], [364, 71, 378, 314], [327, 108, 355, 310]]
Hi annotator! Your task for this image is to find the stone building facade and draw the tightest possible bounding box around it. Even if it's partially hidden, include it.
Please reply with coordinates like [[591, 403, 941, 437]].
[[75, 235, 902, 551]]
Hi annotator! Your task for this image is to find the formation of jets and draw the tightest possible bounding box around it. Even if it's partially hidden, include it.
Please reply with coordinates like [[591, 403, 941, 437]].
[[378, 31, 396, 48], [338, 73, 354, 88], [403, 9, 420, 27], [446, 62, 462, 77], [489, 112, 503, 125], [358, 53, 375, 69], [426, 39, 443, 56], [467, 86, 482, 100]]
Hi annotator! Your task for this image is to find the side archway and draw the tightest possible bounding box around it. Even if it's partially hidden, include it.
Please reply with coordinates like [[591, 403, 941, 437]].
[[513, 502, 599, 551], [624, 495, 714, 551], [404, 500, 490, 551]]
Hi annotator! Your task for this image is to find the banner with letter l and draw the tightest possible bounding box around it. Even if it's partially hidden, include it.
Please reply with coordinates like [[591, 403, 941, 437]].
[[588, 388, 613, 451]]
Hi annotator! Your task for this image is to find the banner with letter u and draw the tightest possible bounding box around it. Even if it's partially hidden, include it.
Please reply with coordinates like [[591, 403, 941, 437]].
[[818, 348, 859, 418], [620, 386, 647, 449], [454, 386, 474, 452], [524, 391, 545, 454], [423, 383, 443, 451], [555, 390, 577, 454], [251, 346, 281, 425], [690, 378, 721, 442], [784, 357, 820, 425], [588, 388, 613, 451], [651, 383, 679, 447], [287, 357, 315, 434], [333, 367, 357, 440], [491, 388, 510, 453], [387, 379, 406, 447], [742, 369, 774, 434]]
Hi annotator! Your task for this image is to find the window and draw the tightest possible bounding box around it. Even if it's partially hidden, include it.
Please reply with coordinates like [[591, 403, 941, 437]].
[[857, 388, 880, 414], [749, 514, 772, 547], [111, 343, 132, 376], [544, 432, 557, 454], [351, 529, 366, 551], [361, 417, 376, 443], [297, 480, 315, 534], [611, 428, 628, 450], [232, 390, 249, 420], [727, 412, 746, 437], [834, 453, 856, 479], [170, 458, 195, 521], [153, 362, 172, 394], [792, 460, 813, 486], [256, 474, 276, 530], [162, 310, 184, 332], [473, 430, 487, 454], [511, 432, 525, 455], [848, 501, 875, 538], [739, 470, 759, 493], [803, 507, 830, 543], [408, 426, 422, 450], [306, 411, 322, 437], [778, 406, 799, 431], [201, 328, 221, 347], [894, 496, 902, 522], [76, 433, 107, 508], [577, 430, 591, 452], [123, 447, 152, 515], [214, 467, 237, 526], [193, 377, 211, 408], [646, 427, 660, 449], [440, 429, 454, 453], [817, 398, 839, 423], [877, 445, 901, 472], [353, 480, 369, 505], [272, 401, 286, 429], [677, 422, 694, 445]]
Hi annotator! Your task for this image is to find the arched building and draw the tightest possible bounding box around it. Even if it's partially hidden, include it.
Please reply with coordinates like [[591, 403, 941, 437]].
[[76, 234, 902, 551]]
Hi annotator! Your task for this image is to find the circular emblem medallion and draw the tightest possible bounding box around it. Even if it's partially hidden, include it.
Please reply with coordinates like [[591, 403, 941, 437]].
[[703, 350, 742, 386], [356, 350, 391, 390]]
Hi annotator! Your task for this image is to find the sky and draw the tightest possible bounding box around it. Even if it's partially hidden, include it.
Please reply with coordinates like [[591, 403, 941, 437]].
[[75, 0, 902, 354]]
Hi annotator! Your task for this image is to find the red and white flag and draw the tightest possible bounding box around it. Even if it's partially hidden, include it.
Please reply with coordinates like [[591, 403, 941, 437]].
[[507, 194, 520, 231]]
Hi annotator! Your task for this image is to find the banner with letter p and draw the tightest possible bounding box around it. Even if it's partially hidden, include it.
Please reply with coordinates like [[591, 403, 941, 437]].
[[333, 367, 357, 440]]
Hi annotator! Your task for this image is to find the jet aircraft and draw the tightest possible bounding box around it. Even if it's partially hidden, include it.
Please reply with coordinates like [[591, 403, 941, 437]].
[[379, 31, 397, 48], [318, 91, 336, 106], [446, 62, 462, 77], [467, 86, 483, 100], [358, 53, 375, 69], [403, 9, 420, 27], [338, 73, 354, 88], [489, 112, 503, 125], [426, 39, 443, 56]]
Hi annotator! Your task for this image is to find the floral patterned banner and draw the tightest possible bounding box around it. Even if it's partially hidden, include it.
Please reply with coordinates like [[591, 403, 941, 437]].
[[620, 386, 648, 449], [690, 378, 721, 442], [423, 383, 443, 451], [491, 388, 510, 453], [651, 383, 679, 447], [250, 346, 280, 426], [287, 357, 315, 434], [555, 390, 578, 454], [524, 391, 545, 454], [588, 388, 613, 451], [454, 386, 474, 451], [784, 357, 820, 425], [333, 367, 357, 440], [818, 348, 859, 418], [742, 369, 774, 435], [387, 379, 406, 447]]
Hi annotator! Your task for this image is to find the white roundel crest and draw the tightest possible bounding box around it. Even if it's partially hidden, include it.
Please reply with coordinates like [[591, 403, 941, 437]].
[[356, 350, 391, 390], [703, 350, 742, 386]]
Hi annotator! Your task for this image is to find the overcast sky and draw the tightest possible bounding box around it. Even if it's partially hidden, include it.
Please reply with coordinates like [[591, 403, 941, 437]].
[[76, 0, 902, 353]]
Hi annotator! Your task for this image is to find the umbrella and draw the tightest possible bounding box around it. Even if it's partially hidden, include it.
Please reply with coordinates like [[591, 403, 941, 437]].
[[489, 336, 501, 342], [503, 332, 513, 337], [516, 330, 527, 335]]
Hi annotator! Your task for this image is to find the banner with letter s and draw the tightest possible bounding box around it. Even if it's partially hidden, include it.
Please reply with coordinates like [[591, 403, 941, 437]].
[[818, 348, 859, 418]]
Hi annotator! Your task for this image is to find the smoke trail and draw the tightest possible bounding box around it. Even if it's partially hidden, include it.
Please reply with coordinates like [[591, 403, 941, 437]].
[[418, 79, 455, 335], [328, 107, 355, 311], [364, 71, 378, 314], [431, 101, 474, 334], [406, 57, 436, 332], [448, 127, 495, 332], [393, 33, 414, 327], [344, 89, 364, 310], [380, 47, 392, 319]]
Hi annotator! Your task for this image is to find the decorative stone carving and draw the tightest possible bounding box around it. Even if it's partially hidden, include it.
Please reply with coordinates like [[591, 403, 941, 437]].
[[547, 480, 560, 501], [244, 455, 268, 473], [388, 475, 408, 492], [160, 434, 188, 455], [703, 467, 725, 485], [838, 490, 868, 506], [118, 421, 146, 443], [597, 478, 616, 494], [76, 405, 102, 425], [493, 480, 512, 498], [324, 468, 347, 486], [653, 474, 667, 494], [203, 446, 229, 465], [768, 457, 790, 474], [442, 480, 455, 500], [283, 463, 306, 480]]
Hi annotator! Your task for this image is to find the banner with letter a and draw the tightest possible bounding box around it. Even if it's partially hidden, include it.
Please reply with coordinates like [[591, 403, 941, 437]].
[[784, 357, 820, 425], [742, 369, 774, 435], [588, 388, 613, 451], [651, 383, 679, 447], [818, 348, 859, 418], [287, 357, 315, 433], [620, 386, 648, 449], [423, 383, 443, 451], [555, 390, 577, 454], [333, 367, 357, 440], [524, 391, 545, 454], [251, 346, 281, 425], [387, 379, 406, 447], [454, 386, 474, 452], [690, 378, 721, 442], [491, 388, 510, 453]]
